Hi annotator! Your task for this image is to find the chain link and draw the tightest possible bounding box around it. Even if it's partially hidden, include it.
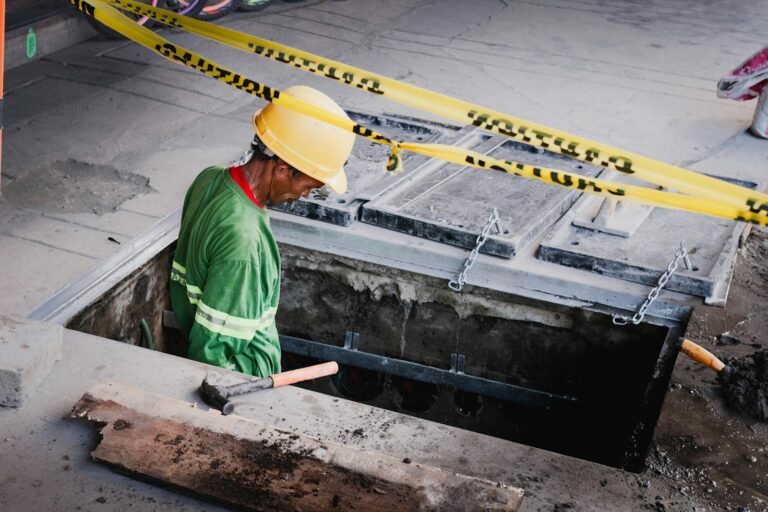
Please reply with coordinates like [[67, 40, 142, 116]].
[[612, 241, 691, 325], [449, 208, 501, 292]]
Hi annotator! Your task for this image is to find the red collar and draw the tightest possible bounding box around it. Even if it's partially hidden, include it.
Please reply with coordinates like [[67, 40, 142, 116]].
[[229, 165, 264, 209]]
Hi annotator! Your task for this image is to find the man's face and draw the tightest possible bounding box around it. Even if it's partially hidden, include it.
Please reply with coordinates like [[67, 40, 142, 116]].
[[268, 163, 326, 205]]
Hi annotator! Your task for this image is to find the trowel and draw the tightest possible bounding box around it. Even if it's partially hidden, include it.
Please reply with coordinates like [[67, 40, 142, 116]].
[[679, 339, 730, 378]]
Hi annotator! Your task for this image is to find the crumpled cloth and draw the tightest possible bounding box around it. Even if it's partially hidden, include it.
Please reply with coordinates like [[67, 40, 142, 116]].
[[717, 45, 768, 101]]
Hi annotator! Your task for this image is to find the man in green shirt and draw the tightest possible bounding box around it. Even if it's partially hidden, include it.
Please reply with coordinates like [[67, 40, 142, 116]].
[[170, 85, 355, 377]]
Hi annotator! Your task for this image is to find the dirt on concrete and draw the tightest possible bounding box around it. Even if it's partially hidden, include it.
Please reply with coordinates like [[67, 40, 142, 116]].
[[646, 226, 768, 512], [719, 350, 768, 422], [3, 159, 153, 215]]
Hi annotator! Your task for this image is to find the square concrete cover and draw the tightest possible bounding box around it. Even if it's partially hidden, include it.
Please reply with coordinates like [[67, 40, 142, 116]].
[[0, 315, 63, 407], [537, 175, 756, 301], [361, 132, 603, 258], [269, 111, 461, 226]]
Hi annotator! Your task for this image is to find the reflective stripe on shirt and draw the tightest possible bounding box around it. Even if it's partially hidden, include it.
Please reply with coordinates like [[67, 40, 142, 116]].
[[171, 260, 202, 304], [194, 301, 277, 341]]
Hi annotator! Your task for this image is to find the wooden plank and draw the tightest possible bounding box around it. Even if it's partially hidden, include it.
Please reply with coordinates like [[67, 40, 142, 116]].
[[71, 383, 523, 511]]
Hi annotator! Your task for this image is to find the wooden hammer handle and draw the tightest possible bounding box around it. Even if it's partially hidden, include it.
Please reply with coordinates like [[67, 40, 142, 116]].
[[271, 361, 339, 388], [681, 339, 726, 373]]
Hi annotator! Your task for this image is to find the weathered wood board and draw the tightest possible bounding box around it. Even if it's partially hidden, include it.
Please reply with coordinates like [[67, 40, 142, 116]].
[[71, 383, 523, 511]]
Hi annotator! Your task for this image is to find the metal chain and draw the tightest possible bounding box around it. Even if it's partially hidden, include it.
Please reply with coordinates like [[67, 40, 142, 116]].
[[613, 241, 692, 325], [449, 208, 502, 292]]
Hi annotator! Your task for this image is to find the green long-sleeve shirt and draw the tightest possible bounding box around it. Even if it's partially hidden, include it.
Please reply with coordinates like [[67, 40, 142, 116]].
[[170, 165, 281, 377]]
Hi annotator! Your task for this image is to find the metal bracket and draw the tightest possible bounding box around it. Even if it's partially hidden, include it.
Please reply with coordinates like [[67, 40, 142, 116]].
[[343, 331, 360, 351], [280, 334, 587, 412], [162, 310, 180, 330], [450, 353, 466, 374]]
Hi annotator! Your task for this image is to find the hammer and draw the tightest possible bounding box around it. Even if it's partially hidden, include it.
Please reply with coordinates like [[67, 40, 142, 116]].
[[199, 361, 339, 415]]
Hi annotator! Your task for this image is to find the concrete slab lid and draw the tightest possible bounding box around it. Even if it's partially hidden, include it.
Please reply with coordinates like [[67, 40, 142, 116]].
[[537, 172, 755, 301], [268, 110, 462, 226], [0, 315, 63, 407], [361, 131, 603, 258]]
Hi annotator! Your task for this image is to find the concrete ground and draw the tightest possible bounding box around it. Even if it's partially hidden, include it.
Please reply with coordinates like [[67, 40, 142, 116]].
[[1, 0, 767, 511]]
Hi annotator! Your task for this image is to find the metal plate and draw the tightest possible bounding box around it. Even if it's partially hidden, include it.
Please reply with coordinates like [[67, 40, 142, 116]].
[[537, 175, 756, 300], [360, 133, 604, 258], [268, 111, 463, 226]]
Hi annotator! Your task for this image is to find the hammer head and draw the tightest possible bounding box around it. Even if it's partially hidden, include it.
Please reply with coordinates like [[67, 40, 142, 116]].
[[199, 376, 235, 415]]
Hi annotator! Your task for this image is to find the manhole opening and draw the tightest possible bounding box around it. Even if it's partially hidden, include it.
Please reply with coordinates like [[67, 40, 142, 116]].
[[66, 241, 681, 472]]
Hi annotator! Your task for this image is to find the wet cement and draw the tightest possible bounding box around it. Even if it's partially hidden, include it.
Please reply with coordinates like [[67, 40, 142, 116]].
[[720, 349, 768, 422], [3, 159, 153, 215]]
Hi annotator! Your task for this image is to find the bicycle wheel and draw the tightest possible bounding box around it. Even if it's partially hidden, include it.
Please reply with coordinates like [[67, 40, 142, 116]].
[[197, 0, 237, 21], [85, 0, 165, 40], [165, 0, 206, 18], [236, 0, 272, 12]]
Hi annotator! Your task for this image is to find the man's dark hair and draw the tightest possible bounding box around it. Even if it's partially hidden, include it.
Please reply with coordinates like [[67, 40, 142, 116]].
[[249, 135, 278, 163], [248, 134, 302, 178]]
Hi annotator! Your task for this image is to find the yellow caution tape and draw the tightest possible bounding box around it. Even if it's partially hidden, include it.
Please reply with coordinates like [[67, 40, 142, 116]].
[[99, 0, 768, 218], [71, 0, 768, 225], [407, 143, 766, 223]]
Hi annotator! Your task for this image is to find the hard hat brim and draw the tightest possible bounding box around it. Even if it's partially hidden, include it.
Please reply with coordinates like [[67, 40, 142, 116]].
[[322, 169, 348, 195], [252, 108, 349, 195]]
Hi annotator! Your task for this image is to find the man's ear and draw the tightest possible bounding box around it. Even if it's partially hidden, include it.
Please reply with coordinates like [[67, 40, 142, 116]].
[[274, 159, 292, 176]]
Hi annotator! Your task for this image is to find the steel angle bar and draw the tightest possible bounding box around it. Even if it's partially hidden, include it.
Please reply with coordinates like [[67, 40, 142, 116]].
[[28, 209, 181, 325], [279, 334, 593, 413]]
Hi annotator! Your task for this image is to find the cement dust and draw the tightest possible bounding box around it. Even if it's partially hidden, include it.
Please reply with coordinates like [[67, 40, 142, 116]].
[[3, 159, 153, 215]]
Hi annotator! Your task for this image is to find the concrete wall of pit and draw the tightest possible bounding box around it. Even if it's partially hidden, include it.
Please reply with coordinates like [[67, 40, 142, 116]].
[[66, 241, 679, 471]]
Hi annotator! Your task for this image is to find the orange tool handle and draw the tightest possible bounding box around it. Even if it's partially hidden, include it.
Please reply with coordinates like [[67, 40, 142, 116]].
[[271, 361, 339, 388], [680, 339, 726, 373]]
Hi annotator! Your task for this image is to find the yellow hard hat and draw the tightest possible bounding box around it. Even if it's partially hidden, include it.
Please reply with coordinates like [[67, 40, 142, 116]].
[[253, 85, 355, 194]]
